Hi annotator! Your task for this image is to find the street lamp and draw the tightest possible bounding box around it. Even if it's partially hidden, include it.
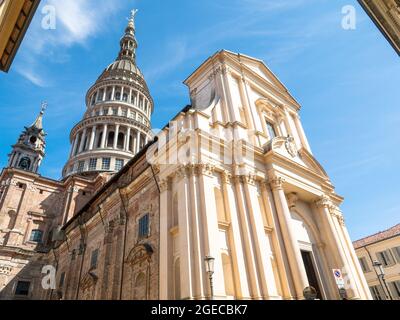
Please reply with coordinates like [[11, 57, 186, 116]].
[[372, 260, 393, 300], [204, 255, 215, 300]]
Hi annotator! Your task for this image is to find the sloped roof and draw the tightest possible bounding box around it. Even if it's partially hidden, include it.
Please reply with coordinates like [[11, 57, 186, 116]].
[[353, 223, 400, 249]]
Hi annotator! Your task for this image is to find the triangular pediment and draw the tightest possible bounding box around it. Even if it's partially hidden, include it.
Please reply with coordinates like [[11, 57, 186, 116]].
[[223, 50, 299, 107]]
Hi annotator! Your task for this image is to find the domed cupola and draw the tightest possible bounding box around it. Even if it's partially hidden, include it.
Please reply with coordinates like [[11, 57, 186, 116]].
[[62, 9, 153, 179]]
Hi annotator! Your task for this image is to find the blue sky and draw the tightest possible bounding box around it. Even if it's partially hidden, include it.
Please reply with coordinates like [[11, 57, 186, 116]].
[[0, 0, 399, 241]]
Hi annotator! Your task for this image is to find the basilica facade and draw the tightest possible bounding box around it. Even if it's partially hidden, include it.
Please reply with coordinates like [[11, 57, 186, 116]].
[[0, 12, 372, 300]]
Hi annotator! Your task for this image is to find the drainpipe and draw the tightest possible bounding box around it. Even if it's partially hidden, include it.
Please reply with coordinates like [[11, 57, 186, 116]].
[[118, 188, 129, 300], [75, 217, 87, 300], [150, 164, 161, 300]]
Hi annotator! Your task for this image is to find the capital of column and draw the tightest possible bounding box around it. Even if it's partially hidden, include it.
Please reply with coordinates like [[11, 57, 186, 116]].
[[159, 179, 169, 193], [233, 173, 256, 186], [222, 170, 232, 185], [196, 163, 215, 177], [315, 195, 334, 210], [175, 165, 190, 180], [269, 176, 285, 190]]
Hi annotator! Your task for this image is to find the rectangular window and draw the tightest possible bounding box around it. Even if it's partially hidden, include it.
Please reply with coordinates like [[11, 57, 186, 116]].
[[30, 229, 43, 243], [59, 272, 66, 288], [358, 257, 371, 273], [389, 281, 400, 300], [266, 120, 277, 140], [113, 108, 118, 115], [370, 285, 383, 300], [377, 250, 395, 267], [90, 249, 99, 270], [392, 246, 400, 263], [130, 111, 136, 119], [89, 158, 97, 171], [115, 159, 124, 171], [102, 158, 110, 170], [77, 161, 85, 173], [138, 214, 150, 238], [121, 109, 127, 117], [15, 281, 30, 296]]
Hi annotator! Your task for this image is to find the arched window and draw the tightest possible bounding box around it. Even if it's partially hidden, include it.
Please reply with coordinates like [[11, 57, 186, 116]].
[[222, 254, 235, 297], [123, 93, 128, 102], [117, 132, 125, 149], [96, 132, 103, 148], [214, 187, 227, 222], [174, 258, 181, 299], [134, 273, 146, 300], [266, 120, 277, 140], [107, 132, 115, 148], [18, 157, 31, 171], [115, 92, 121, 100], [30, 229, 43, 243]]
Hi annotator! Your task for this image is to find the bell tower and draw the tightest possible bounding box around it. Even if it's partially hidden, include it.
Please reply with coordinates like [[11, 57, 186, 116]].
[[8, 102, 46, 173]]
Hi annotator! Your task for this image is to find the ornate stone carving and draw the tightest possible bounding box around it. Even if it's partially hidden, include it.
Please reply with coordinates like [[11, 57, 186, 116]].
[[27, 183, 37, 192], [159, 179, 168, 192], [315, 195, 333, 209], [285, 136, 298, 158], [126, 243, 153, 266], [287, 193, 299, 209], [222, 170, 232, 185], [197, 163, 215, 177], [242, 174, 256, 186], [269, 176, 285, 190]]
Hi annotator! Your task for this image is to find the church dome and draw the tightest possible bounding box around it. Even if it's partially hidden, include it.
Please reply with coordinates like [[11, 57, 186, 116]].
[[98, 58, 144, 82]]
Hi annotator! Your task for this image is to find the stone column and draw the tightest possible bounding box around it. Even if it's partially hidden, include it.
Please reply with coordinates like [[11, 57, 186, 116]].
[[334, 212, 372, 299], [136, 130, 141, 153], [259, 181, 292, 299], [70, 135, 79, 157], [102, 87, 107, 101], [270, 176, 308, 299], [113, 124, 120, 149], [129, 89, 133, 104], [293, 114, 311, 152], [176, 166, 194, 299], [125, 127, 131, 151], [284, 109, 302, 148], [78, 128, 87, 153], [187, 165, 205, 299], [159, 179, 172, 299], [197, 165, 226, 298], [315, 196, 358, 299], [111, 86, 116, 100], [89, 126, 96, 150], [120, 87, 124, 101], [231, 175, 261, 298], [220, 66, 241, 123], [220, 171, 250, 298], [241, 175, 279, 299], [238, 78, 256, 130], [100, 124, 108, 149]]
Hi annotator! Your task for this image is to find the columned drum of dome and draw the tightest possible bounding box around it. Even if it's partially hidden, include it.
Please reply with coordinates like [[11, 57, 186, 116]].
[[62, 11, 153, 178]]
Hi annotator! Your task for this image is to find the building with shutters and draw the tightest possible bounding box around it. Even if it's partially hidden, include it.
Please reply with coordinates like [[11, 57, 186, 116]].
[[354, 224, 400, 300]]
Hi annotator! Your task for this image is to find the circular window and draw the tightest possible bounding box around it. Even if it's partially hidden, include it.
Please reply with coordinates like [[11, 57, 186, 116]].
[[30, 136, 37, 144]]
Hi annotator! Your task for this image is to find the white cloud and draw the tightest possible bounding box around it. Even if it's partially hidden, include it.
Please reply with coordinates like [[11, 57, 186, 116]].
[[15, 67, 49, 87], [14, 0, 130, 86]]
